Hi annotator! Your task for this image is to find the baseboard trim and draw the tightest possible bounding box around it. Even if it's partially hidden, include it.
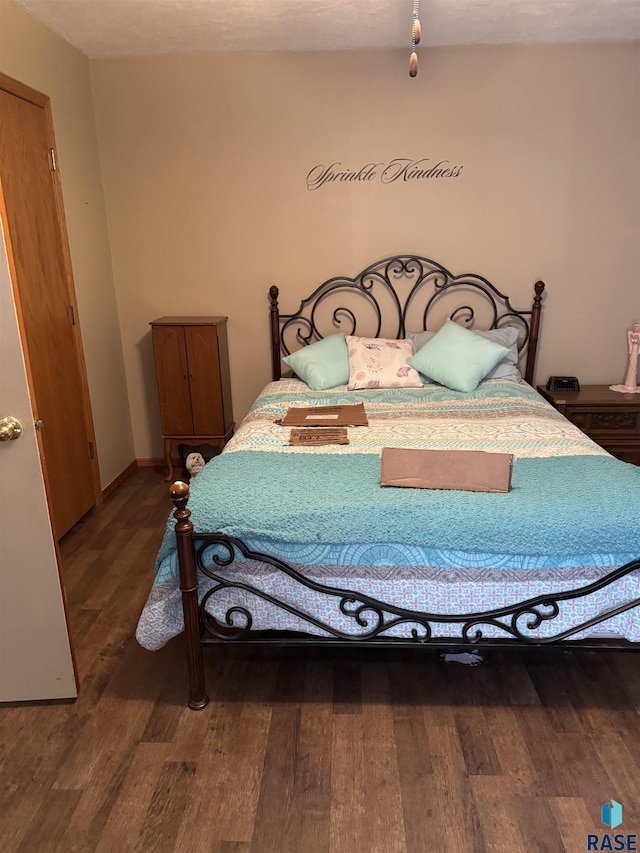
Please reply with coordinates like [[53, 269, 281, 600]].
[[101, 460, 137, 500], [136, 456, 181, 468], [102, 457, 184, 499], [135, 457, 167, 468]]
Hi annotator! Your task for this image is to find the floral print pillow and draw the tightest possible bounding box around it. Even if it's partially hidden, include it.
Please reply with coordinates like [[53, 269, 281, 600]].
[[346, 336, 423, 390]]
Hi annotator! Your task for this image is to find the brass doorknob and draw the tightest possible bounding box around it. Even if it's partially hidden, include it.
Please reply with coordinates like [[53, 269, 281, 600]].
[[0, 416, 23, 441]]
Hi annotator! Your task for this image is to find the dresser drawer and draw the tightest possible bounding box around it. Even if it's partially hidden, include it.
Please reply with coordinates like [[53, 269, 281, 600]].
[[565, 407, 640, 436]]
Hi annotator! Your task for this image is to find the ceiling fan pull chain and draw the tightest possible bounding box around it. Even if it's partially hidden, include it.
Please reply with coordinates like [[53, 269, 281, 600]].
[[410, 0, 421, 77]]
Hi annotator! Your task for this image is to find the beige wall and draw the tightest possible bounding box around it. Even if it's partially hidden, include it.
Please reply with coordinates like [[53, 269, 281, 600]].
[[1, 7, 638, 468], [0, 0, 134, 487], [91, 43, 640, 461]]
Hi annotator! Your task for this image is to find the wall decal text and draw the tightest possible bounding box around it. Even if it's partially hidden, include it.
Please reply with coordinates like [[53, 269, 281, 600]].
[[306, 158, 464, 191]]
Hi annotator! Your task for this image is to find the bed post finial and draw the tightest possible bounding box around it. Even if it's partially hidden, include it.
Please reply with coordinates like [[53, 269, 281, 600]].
[[170, 479, 190, 518], [170, 481, 209, 710], [525, 280, 545, 386], [269, 285, 281, 382]]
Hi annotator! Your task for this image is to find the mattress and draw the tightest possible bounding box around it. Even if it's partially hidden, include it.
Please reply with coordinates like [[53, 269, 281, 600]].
[[136, 379, 640, 650]]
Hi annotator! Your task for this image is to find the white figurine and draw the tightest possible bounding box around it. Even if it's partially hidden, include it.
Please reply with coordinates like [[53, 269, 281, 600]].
[[185, 451, 206, 480], [611, 323, 640, 394], [622, 324, 640, 390]]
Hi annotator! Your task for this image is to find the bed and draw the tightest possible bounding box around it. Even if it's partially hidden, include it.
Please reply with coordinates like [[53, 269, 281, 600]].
[[136, 254, 640, 709]]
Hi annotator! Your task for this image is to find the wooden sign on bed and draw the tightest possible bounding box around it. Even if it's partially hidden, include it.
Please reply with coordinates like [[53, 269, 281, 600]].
[[289, 428, 349, 446], [281, 403, 368, 427], [381, 447, 514, 493]]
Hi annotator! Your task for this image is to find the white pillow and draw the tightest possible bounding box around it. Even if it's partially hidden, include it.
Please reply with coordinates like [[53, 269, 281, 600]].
[[346, 336, 423, 390]]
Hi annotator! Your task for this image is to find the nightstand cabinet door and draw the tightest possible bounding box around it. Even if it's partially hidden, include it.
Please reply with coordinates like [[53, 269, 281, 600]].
[[151, 317, 234, 440], [152, 324, 193, 435], [184, 325, 225, 434]]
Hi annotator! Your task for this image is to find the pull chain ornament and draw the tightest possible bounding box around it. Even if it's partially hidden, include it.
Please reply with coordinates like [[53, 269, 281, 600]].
[[410, 0, 421, 77]]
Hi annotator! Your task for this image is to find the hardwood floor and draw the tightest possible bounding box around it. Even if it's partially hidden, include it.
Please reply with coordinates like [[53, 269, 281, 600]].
[[1, 467, 639, 852]]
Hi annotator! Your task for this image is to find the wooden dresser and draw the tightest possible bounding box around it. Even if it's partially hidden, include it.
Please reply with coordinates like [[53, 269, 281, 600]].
[[151, 317, 234, 480], [537, 384, 640, 465]]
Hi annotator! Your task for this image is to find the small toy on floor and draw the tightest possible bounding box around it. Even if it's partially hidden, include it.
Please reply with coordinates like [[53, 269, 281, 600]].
[[185, 451, 205, 480]]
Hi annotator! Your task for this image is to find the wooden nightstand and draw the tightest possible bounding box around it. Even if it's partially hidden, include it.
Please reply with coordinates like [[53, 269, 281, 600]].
[[537, 384, 640, 465]]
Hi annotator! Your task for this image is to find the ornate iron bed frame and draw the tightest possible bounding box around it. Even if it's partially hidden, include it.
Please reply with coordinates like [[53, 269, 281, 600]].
[[170, 254, 640, 710]]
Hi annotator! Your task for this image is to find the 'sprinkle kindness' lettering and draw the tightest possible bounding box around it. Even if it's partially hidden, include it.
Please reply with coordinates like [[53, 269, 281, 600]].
[[306, 158, 464, 191]]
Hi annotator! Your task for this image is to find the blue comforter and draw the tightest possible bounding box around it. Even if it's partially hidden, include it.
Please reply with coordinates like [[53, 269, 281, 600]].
[[157, 450, 640, 565], [153, 380, 640, 570]]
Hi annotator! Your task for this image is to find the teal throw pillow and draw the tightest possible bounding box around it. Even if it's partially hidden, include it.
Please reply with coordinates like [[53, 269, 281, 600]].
[[283, 333, 349, 390], [409, 326, 521, 382], [408, 319, 509, 392]]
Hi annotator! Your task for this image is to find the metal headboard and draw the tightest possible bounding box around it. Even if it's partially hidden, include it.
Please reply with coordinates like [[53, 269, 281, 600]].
[[269, 254, 545, 385]]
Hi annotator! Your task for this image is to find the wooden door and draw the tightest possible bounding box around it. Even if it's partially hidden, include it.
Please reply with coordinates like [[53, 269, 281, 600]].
[[0, 77, 99, 538], [185, 325, 224, 434], [0, 204, 77, 701], [151, 325, 193, 434]]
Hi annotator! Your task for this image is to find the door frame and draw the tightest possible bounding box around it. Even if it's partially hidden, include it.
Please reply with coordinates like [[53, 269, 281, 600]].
[[0, 72, 101, 524]]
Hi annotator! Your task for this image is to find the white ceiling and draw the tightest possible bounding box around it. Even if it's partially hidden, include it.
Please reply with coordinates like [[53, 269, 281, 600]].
[[15, 0, 640, 59]]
